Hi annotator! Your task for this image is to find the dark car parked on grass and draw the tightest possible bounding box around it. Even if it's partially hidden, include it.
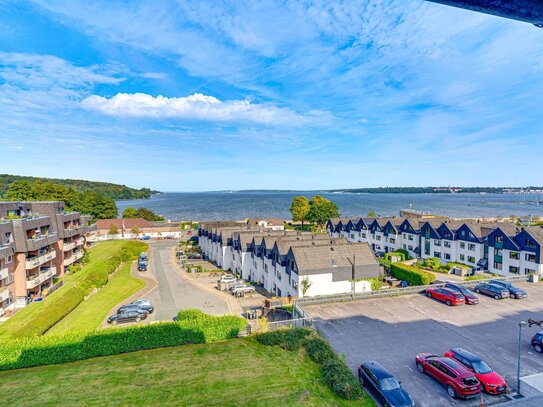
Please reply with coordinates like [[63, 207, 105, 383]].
[[117, 303, 154, 314], [444, 348, 507, 394], [444, 282, 479, 305], [531, 331, 543, 353], [489, 280, 527, 299], [425, 287, 465, 306], [107, 310, 148, 325], [358, 361, 415, 407], [416, 353, 481, 399], [474, 282, 509, 299]]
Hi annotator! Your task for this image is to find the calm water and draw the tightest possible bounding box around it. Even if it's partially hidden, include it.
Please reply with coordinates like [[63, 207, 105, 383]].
[[116, 191, 543, 221]]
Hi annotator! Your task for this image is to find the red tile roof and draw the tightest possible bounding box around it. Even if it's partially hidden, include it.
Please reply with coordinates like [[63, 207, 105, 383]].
[[95, 218, 152, 230]]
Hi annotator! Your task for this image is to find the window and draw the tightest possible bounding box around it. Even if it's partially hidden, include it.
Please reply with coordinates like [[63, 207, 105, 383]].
[[526, 239, 535, 248], [468, 256, 476, 263], [494, 248, 502, 256], [460, 242, 465, 249], [409, 235, 414, 241], [434, 251, 441, 258], [350, 233, 355, 239], [509, 266, 519, 274], [510, 251, 519, 260], [461, 230, 466, 237], [361, 233, 367, 239], [434, 240, 441, 246], [403, 244, 407, 249], [376, 236, 381, 241], [525, 268, 536, 274], [525, 253, 536, 262], [6, 255, 13, 263], [444, 241, 451, 248], [460, 254, 465, 261], [403, 233, 407, 239], [468, 244, 476, 251], [389, 238, 396, 244], [6, 272, 14, 285], [494, 261, 503, 270], [495, 235, 503, 243], [408, 245, 413, 250], [444, 253, 451, 260]]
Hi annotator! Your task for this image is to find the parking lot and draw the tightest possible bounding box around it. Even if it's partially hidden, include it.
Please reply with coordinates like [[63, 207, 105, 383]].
[[307, 282, 543, 407]]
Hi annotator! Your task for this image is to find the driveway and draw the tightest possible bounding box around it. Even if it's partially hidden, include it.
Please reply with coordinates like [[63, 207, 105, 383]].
[[146, 241, 229, 321], [306, 282, 543, 407]]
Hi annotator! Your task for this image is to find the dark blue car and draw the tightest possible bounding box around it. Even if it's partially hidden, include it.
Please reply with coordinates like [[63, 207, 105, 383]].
[[489, 280, 527, 299], [358, 361, 415, 407]]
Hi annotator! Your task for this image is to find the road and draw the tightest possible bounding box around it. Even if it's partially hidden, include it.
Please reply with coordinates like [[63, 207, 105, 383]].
[[146, 241, 229, 321]]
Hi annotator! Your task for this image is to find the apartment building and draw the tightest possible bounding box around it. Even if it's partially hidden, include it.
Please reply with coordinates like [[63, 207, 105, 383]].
[[0, 201, 91, 312]]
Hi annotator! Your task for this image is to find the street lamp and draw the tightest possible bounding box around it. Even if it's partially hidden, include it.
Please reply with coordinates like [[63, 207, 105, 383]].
[[517, 321, 527, 397]]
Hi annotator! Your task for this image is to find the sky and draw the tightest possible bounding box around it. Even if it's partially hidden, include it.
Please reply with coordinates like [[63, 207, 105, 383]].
[[0, 1, 542, 192]]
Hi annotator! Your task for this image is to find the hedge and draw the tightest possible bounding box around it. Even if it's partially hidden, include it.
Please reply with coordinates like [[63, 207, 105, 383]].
[[390, 262, 436, 286], [0, 310, 246, 371], [5, 241, 148, 339], [257, 329, 364, 400], [384, 251, 406, 262]]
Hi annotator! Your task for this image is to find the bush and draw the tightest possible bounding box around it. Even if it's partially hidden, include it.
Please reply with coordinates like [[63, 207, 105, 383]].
[[390, 263, 436, 286], [423, 257, 441, 270], [364, 277, 382, 291], [395, 248, 410, 259], [305, 338, 335, 364], [256, 328, 312, 350], [0, 311, 246, 371], [384, 251, 406, 262], [257, 330, 286, 346], [322, 358, 363, 400]]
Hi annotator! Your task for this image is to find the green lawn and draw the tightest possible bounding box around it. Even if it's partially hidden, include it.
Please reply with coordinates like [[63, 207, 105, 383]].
[[0, 241, 132, 339], [46, 261, 146, 335], [0, 337, 374, 406]]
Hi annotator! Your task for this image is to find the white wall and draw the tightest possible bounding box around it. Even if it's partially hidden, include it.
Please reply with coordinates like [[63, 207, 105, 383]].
[[301, 274, 372, 297]]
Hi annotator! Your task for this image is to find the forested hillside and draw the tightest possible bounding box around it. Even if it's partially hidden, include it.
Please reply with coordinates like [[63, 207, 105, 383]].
[[0, 174, 152, 200]]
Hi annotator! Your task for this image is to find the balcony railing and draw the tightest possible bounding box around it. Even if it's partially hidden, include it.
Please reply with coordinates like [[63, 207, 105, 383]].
[[26, 233, 58, 251], [63, 251, 84, 266], [0, 266, 9, 280], [63, 241, 76, 251], [0, 287, 10, 302], [26, 251, 56, 270], [76, 237, 85, 246], [26, 266, 56, 289]]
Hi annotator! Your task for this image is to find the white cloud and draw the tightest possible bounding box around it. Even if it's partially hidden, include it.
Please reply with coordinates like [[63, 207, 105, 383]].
[[140, 72, 167, 79], [82, 92, 322, 125]]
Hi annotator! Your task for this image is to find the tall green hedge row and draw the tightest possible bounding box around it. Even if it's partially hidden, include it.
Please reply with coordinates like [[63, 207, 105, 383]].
[[9, 241, 148, 338], [390, 262, 436, 286], [0, 310, 246, 371], [257, 329, 364, 400]]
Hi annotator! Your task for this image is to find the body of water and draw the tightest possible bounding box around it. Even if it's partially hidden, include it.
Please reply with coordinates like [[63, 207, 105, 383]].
[[116, 191, 543, 221]]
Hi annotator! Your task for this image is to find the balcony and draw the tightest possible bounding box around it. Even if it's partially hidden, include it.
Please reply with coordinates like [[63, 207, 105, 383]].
[[0, 287, 10, 303], [26, 267, 56, 289], [63, 241, 76, 251], [63, 251, 84, 266], [0, 266, 8, 280], [26, 233, 59, 251], [63, 228, 81, 238], [76, 237, 85, 246], [26, 251, 56, 270]]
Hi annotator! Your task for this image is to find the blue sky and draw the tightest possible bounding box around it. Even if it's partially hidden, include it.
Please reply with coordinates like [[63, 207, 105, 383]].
[[1, 1, 542, 192]]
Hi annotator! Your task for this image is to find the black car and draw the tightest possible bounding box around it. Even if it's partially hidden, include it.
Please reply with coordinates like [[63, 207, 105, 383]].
[[531, 331, 543, 353], [489, 280, 527, 299], [474, 282, 509, 299], [107, 310, 148, 324], [444, 282, 479, 305], [138, 261, 147, 271], [358, 361, 414, 407], [117, 303, 154, 314]]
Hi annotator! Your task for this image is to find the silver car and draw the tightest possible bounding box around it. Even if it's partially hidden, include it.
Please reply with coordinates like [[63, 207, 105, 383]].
[[131, 298, 152, 308], [219, 275, 236, 284]]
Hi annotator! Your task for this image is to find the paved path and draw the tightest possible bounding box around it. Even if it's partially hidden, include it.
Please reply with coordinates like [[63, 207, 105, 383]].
[[147, 241, 229, 320]]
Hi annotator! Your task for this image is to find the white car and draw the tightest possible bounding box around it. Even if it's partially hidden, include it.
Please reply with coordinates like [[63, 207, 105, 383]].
[[219, 275, 237, 284], [131, 299, 152, 308]]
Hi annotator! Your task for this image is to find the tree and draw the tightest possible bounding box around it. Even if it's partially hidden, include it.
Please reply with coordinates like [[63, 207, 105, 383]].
[[130, 227, 140, 236], [75, 191, 118, 220], [368, 211, 376, 217], [122, 206, 164, 221], [289, 196, 310, 226], [108, 223, 119, 235], [306, 195, 340, 228], [300, 277, 312, 297], [122, 207, 139, 218]]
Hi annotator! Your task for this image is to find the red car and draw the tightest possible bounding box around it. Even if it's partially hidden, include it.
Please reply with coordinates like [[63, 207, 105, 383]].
[[425, 287, 465, 306], [445, 348, 507, 394], [416, 353, 481, 399]]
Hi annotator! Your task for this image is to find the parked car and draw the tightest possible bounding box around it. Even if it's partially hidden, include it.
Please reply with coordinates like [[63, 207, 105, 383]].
[[131, 299, 152, 308], [187, 253, 202, 259], [444, 282, 479, 305], [117, 303, 154, 314], [444, 348, 507, 394], [187, 231, 192, 235], [489, 280, 527, 299], [138, 261, 147, 271], [232, 285, 256, 295], [358, 361, 415, 407], [416, 353, 481, 399], [219, 275, 237, 284], [107, 310, 148, 324], [425, 287, 465, 306], [139, 252, 148, 261], [531, 331, 543, 353], [140, 235, 151, 241], [473, 282, 509, 299]]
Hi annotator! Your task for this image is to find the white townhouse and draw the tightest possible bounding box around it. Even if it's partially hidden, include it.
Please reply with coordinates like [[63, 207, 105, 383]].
[[487, 225, 543, 276]]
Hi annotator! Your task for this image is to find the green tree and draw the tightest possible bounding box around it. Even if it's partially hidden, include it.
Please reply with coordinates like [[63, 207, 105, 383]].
[[300, 277, 312, 297], [130, 227, 140, 236], [108, 224, 119, 235], [289, 196, 310, 226], [306, 196, 340, 228], [368, 211, 376, 217], [135, 207, 164, 221], [122, 207, 139, 218], [4, 180, 36, 201], [74, 191, 118, 220]]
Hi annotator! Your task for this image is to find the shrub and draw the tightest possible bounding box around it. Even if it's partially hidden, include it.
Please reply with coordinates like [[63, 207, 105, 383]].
[[395, 248, 410, 259], [305, 338, 335, 364], [257, 330, 286, 346], [283, 328, 312, 351], [390, 263, 436, 286], [364, 277, 382, 291], [423, 257, 441, 270], [384, 251, 406, 262], [0, 312, 246, 371], [322, 358, 363, 400]]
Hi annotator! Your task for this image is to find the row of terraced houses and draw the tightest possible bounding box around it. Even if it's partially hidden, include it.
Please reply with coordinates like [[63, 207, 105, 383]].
[[327, 215, 543, 277], [0, 201, 94, 315], [198, 221, 381, 298]]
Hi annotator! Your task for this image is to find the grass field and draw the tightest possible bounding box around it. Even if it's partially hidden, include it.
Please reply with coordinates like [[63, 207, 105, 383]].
[[46, 261, 146, 335], [0, 241, 138, 339], [0, 337, 374, 406]]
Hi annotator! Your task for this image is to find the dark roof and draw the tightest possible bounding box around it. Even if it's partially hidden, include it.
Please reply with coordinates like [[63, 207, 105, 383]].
[[95, 218, 152, 230], [449, 348, 482, 364], [361, 361, 393, 380], [524, 226, 543, 244]]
